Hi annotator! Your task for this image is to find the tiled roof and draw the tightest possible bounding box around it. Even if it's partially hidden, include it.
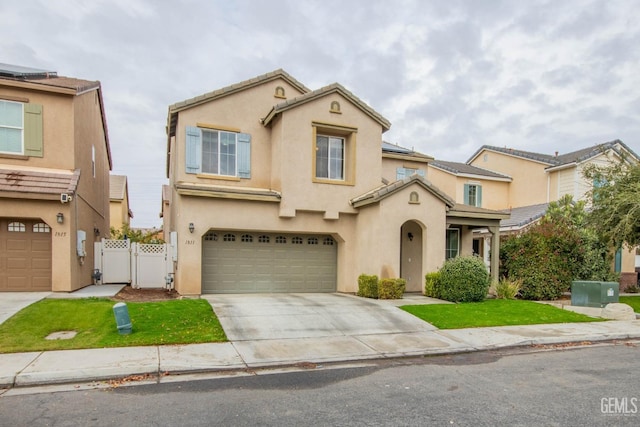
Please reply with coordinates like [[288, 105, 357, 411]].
[[431, 160, 512, 180], [467, 140, 639, 168], [109, 175, 127, 200], [500, 203, 549, 229], [350, 174, 455, 208], [263, 82, 391, 131], [0, 168, 80, 197]]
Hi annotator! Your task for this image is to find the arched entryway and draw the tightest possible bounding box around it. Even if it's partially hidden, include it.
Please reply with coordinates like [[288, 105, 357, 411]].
[[400, 220, 423, 292]]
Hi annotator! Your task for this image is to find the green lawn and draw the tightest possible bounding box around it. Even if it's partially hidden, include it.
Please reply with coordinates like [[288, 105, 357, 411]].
[[620, 296, 640, 313], [0, 298, 227, 353], [400, 299, 605, 329]]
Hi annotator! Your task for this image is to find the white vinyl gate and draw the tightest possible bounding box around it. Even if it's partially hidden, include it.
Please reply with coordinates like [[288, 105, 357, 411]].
[[94, 239, 174, 289]]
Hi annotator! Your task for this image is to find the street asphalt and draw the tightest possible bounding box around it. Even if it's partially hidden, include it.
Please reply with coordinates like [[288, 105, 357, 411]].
[[1, 287, 639, 389]]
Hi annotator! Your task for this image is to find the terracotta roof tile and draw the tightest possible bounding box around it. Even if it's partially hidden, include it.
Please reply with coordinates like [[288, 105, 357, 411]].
[[0, 168, 80, 196]]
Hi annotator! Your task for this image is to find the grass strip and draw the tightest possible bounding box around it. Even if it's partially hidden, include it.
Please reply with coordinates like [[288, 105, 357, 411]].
[[619, 296, 640, 313], [0, 298, 226, 353], [400, 299, 605, 329]]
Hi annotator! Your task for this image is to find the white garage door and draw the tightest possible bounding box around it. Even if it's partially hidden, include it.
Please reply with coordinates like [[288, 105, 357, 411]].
[[202, 231, 337, 293]]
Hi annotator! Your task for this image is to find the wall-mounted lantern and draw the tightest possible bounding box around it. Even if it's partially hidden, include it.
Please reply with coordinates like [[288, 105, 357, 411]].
[[189, 222, 195, 233], [56, 213, 64, 224]]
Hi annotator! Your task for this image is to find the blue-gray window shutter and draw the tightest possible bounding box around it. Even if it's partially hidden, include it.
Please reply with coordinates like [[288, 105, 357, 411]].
[[463, 184, 470, 205], [477, 185, 482, 207], [185, 126, 201, 174], [237, 133, 251, 178], [396, 167, 406, 180]]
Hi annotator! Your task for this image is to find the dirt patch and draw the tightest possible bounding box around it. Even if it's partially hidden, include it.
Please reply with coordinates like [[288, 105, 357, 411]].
[[113, 286, 179, 302]]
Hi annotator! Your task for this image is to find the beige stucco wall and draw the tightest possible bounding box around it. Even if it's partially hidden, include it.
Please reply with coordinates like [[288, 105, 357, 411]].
[[171, 195, 359, 295], [470, 150, 549, 208], [172, 79, 306, 190], [1, 201, 71, 291], [0, 85, 110, 291], [381, 157, 429, 184], [426, 166, 510, 210]]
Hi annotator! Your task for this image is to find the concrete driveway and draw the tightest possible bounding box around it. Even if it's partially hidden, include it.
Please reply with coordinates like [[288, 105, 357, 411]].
[[204, 293, 440, 341], [0, 292, 51, 324]]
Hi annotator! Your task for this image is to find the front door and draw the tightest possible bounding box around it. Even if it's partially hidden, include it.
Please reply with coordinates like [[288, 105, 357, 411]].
[[400, 221, 423, 292]]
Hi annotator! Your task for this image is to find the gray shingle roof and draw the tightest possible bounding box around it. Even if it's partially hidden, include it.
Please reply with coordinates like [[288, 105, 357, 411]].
[[500, 203, 549, 229], [467, 140, 639, 168], [431, 160, 512, 180]]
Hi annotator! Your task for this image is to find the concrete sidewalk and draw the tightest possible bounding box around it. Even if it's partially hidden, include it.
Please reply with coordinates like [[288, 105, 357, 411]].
[[1, 289, 640, 389]]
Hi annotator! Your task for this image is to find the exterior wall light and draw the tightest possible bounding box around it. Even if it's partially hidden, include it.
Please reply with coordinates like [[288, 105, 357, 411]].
[[189, 222, 195, 233], [57, 213, 64, 224]]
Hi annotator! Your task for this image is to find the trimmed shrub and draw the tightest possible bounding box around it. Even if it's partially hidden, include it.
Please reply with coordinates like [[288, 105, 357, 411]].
[[357, 274, 379, 299], [435, 256, 490, 302], [424, 272, 441, 298], [495, 278, 522, 300], [379, 278, 406, 299]]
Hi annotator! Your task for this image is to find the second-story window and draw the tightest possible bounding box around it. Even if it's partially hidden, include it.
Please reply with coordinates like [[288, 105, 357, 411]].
[[185, 126, 251, 178], [464, 183, 482, 207], [316, 135, 344, 180], [203, 129, 236, 176], [0, 100, 23, 155]]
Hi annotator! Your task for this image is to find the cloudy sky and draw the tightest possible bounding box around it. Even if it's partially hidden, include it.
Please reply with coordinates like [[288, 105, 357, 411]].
[[2, 0, 639, 227]]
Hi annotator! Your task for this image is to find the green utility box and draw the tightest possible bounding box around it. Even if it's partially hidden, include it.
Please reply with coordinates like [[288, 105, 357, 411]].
[[571, 281, 619, 308]]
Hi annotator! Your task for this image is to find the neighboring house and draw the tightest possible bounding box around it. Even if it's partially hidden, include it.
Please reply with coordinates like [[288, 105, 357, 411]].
[[0, 64, 111, 292], [467, 140, 640, 286], [109, 174, 133, 230], [163, 69, 508, 296]]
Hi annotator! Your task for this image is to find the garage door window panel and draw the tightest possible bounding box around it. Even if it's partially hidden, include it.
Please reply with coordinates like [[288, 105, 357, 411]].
[[8, 222, 25, 232]]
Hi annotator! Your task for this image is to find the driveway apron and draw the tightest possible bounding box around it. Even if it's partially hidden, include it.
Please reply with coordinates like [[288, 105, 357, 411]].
[[203, 293, 437, 341], [0, 292, 51, 324]]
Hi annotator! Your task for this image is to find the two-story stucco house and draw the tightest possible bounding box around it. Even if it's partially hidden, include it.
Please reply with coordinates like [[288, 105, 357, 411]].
[[0, 64, 111, 292], [467, 140, 640, 286], [163, 70, 507, 296]]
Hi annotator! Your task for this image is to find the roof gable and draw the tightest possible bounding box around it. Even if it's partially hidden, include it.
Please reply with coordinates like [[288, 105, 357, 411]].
[[167, 69, 310, 138], [350, 174, 454, 208], [262, 82, 391, 132]]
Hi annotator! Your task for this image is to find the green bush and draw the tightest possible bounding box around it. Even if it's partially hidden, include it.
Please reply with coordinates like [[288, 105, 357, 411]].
[[435, 256, 490, 302], [379, 278, 406, 299], [495, 278, 522, 300], [357, 274, 379, 299], [424, 272, 441, 298]]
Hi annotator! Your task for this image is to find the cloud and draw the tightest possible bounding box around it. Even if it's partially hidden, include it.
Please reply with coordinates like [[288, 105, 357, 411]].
[[1, 0, 639, 226]]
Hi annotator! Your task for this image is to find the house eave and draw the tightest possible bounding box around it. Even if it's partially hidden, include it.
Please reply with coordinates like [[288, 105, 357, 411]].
[[175, 182, 281, 202]]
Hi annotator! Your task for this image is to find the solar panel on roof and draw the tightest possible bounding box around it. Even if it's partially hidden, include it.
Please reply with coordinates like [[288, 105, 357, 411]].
[[0, 63, 57, 79]]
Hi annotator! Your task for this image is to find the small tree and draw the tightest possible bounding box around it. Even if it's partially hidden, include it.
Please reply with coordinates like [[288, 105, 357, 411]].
[[583, 155, 640, 250]]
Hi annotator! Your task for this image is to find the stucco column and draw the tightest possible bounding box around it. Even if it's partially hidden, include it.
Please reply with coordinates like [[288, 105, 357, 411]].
[[489, 226, 500, 283]]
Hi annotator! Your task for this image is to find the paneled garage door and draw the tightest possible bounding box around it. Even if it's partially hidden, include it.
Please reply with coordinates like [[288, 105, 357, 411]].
[[202, 231, 337, 293], [0, 219, 52, 291]]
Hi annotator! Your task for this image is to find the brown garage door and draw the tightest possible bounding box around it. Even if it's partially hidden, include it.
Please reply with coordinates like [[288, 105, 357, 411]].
[[0, 218, 52, 291]]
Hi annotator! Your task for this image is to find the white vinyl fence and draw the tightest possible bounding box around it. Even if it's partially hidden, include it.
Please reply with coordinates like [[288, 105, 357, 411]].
[[94, 239, 174, 289]]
